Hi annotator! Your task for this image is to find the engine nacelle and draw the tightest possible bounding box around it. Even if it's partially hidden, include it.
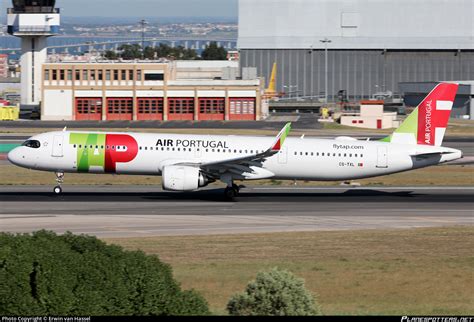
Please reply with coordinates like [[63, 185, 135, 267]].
[[162, 165, 209, 191]]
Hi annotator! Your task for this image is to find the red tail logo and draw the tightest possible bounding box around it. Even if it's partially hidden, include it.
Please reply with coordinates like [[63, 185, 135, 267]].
[[417, 83, 458, 146]]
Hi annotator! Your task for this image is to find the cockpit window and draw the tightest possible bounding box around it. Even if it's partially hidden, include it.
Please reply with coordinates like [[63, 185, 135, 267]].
[[22, 140, 41, 149]]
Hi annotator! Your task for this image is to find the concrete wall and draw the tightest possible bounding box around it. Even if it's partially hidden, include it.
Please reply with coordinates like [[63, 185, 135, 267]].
[[239, 0, 474, 50]]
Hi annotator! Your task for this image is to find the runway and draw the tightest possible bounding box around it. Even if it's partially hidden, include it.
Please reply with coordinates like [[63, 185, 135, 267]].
[[1, 186, 472, 238]]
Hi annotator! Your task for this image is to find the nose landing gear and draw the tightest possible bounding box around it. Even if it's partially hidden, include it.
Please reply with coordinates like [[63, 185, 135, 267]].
[[54, 172, 64, 195]]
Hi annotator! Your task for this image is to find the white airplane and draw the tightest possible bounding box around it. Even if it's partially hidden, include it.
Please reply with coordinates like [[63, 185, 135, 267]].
[[8, 83, 462, 199]]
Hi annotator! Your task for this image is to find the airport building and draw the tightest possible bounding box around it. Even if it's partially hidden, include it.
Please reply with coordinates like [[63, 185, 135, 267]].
[[238, 0, 474, 118], [41, 61, 263, 121]]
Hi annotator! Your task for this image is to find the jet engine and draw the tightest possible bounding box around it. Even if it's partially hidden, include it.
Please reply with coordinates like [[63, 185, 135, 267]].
[[162, 165, 209, 191]]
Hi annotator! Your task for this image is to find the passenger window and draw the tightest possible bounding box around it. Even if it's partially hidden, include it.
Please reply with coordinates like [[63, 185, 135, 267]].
[[322, 153, 325, 156], [73, 144, 77, 148]]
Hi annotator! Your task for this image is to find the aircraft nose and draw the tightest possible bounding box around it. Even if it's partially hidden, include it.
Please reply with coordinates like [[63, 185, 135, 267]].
[[7, 147, 24, 166]]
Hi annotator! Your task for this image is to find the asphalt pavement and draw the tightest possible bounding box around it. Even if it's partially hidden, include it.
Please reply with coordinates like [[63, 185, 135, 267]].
[[1, 186, 472, 238]]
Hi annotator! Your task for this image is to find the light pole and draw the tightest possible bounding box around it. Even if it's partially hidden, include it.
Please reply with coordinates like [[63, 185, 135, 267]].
[[320, 38, 332, 103], [139, 19, 148, 59]]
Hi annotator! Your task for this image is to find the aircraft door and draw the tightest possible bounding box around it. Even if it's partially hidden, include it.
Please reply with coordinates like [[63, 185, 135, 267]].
[[52, 135, 64, 157], [376, 146, 388, 168], [278, 147, 288, 164]]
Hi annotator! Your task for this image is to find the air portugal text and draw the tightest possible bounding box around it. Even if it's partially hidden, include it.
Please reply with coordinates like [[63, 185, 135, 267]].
[[156, 139, 230, 149]]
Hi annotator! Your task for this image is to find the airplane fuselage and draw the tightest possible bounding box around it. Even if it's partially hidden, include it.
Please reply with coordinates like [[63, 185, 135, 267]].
[[8, 131, 462, 182]]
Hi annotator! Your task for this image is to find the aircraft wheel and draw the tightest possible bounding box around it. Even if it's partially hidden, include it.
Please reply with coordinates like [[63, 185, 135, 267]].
[[232, 184, 240, 194], [53, 186, 63, 195], [224, 187, 237, 200]]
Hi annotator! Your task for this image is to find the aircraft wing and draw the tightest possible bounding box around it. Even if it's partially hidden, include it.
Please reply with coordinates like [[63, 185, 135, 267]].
[[177, 123, 291, 179]]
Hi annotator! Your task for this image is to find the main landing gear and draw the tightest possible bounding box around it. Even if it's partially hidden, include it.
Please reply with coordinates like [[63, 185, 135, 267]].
[[224, 184, 240, 200], [54, 172, 64, 195]]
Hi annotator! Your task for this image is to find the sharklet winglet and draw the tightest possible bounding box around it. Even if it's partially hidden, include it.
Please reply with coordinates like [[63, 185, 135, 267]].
[[271, 122, 292, 152]]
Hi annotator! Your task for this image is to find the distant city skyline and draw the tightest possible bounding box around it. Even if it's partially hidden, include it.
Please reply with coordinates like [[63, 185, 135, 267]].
[[1, 0, 238, 18]]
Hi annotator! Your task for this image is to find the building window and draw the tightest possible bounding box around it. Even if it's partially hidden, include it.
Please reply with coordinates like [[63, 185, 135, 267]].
[[199, 98, 225, 115], [229, 98, 256, 120], [113, 70, 119, 81], [90, 70, 96, 81], [129, 70, 134, 81], [121, 70, 127, 81], [98, 70, 103, 81], [44, 70, 50, 81], [83, 70, 88, 81], [76, 98, 102, 115], [67, 70, 73, 81], [52, 69, 57, 80], [137, 70, 142, 81], [107, 98, 133, 115], [138, 98, 164, 115], [59, 69, 65, 81], [144, 73, 164, 81], [106, 70, 111, 81], [75, 70, 80, 81], [169, 98, 195, 114]]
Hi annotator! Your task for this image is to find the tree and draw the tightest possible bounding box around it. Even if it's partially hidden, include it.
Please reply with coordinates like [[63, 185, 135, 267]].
[[103, 50, 118, 60], [119, 44, 142, 60], [0, 231, 209, 316], [201, 42, 228, 60], [227, 268, 320, 316]]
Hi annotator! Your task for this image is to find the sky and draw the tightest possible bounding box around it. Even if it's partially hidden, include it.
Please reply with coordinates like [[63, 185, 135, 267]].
[[1, 0, 238, 18]]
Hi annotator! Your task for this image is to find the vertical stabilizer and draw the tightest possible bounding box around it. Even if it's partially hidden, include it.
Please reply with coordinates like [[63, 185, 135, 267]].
[[381, 83, 458, 146]]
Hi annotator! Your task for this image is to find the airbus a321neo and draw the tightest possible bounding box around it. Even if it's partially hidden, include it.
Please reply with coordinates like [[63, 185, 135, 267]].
[[8, 83, 462, 198]]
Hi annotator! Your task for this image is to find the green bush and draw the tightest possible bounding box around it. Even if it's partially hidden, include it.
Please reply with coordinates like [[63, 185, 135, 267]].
[[227, 268, 320, 316], [0, 231, 209, 316]]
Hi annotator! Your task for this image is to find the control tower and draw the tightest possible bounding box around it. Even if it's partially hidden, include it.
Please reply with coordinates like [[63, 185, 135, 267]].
[[7, 0, 60, 111]]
